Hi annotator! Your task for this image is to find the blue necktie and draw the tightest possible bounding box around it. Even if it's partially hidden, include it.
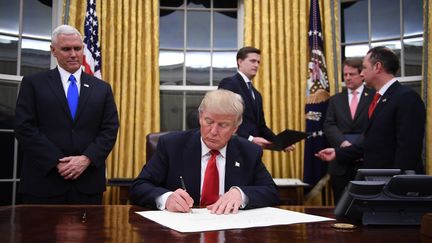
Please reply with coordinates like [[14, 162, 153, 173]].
[[247, 82, 255, 100], [67, 75, 79, 119]]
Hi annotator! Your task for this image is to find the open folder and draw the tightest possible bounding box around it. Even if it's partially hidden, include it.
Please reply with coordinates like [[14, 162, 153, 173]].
[[266, 129, 309, 151]]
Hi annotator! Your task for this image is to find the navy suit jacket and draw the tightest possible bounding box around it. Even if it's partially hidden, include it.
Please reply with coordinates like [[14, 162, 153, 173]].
[[336, 81, 425, 173], [218, 73, 276, 141], [15, 68, 119, 196], [129, 129, 279, 209], [324, 86, 374, 175]]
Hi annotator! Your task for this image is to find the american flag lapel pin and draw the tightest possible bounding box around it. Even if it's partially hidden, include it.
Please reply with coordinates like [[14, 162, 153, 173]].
[[235, 161, 240, 167], [84, 84, 89, 87]]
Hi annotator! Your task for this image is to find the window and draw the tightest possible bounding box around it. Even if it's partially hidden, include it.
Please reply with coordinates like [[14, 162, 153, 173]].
[[0, 0, 60, 205], [159, 0, 239, 131], [340, 0, 423, 93]]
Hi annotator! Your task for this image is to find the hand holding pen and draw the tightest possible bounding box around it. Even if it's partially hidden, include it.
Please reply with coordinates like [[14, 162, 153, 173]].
[[164, 176, 194, 213]]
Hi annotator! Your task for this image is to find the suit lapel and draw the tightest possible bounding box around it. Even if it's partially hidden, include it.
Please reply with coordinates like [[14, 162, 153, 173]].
[[236, 74, 258, 118], [366, 81, 399, 129], [47, 68, 72, 119], [341, 90, 352, 120], [224, 137, 242, 191], [183, 130, 203, 203], [75, 72, 93, 121]]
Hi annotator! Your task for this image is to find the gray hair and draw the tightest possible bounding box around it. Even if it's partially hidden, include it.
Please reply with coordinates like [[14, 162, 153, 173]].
[[198, 89, 244, 127], [51, 25, 83, 45]]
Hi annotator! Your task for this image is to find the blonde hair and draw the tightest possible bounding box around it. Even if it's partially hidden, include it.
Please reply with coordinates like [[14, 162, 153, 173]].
[[198, 89, 244, 126]]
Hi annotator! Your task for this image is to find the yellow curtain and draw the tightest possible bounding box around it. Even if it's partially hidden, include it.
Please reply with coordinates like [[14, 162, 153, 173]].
[[243, 0, 340, 179], [424, 0, 432, 175], [66, 0, 160, 203]]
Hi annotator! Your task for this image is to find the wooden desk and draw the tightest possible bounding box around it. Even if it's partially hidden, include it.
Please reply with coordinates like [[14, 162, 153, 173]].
[[0, 205, 427, 243]]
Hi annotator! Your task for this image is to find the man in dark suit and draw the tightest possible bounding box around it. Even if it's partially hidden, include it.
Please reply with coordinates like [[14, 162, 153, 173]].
[[14, 25, 119, 204], [130, 89, 279, 214], [218, 46, 293, 152], [316, 46, 425, 174], [324, 58, 374, 203]]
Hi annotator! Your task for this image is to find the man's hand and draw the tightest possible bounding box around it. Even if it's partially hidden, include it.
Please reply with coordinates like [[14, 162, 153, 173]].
[[340, 140, 352, 148], [283, 144, 295, 152], [57, 155, 91, 180], [315, 148, 336, 162], [165, 189, 194, 213], [207, 187, 242, 215], [252, 137, 272, 148]]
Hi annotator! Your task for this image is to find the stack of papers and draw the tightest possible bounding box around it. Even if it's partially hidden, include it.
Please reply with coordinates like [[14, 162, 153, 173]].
[[273, 178, 309, 186], [136, 207, 333, 233]]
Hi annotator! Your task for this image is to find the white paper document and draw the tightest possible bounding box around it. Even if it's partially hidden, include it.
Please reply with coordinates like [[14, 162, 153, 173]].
[[136, 207, 334, 233]]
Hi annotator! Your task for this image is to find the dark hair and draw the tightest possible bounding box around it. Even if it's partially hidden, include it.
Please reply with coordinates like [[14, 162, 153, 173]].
[[236, 46, 261, 61], [343, 58, 363, 74], [367, 46, 400, 75]]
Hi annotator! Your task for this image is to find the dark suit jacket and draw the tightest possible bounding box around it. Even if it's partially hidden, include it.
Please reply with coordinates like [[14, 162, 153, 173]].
[[15, 68, 119, 196], [218, 73, 276, 141], [324, 86, 374, 175], [129, 129, 279, 209], [336, 81, 425, 173]]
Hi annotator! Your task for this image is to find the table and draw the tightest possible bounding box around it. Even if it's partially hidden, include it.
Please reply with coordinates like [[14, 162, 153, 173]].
[[0, 205, 427, 243]]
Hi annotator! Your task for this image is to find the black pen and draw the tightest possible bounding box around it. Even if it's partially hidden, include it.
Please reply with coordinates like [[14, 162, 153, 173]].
[[180, 175, 187, 191], [180, 176, 192, 213]]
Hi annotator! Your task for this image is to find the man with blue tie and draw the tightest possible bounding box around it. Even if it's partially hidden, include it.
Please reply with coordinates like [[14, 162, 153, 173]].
[[15, 25, 119, 204], [130, 90, 279, 214], [218, 47, 293, 152]]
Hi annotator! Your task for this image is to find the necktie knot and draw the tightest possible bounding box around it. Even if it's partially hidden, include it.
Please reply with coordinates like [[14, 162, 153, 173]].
[[210, 150, 220, 156], [69, 75, 77, 82]]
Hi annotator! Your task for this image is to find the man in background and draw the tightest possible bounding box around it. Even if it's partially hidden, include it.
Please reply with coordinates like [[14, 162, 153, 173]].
[[130, 89, 279, 214], [323, 58, 374, 203], [316, 46, 425, 174], [218, 46, 293, 152], [15, 25, 119, 204]]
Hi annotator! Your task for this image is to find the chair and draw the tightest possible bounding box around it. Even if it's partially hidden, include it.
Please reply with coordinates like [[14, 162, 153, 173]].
[[145, 131, 170, 162], [107, 131, 170, 204]]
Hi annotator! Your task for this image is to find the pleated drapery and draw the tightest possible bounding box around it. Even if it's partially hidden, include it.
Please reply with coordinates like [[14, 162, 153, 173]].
[[67, 0, 160, 204], [243, 0, 340, 180]]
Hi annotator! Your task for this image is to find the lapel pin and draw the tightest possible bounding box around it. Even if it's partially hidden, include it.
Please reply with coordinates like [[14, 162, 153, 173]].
[[382, 98, 387, 102], [84, 84, 89, 87], [364, 93, 368, 96], [235, 162, 240, 167]]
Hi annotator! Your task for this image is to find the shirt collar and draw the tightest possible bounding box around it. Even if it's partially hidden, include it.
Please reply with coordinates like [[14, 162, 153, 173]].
[[58, 65, 82, 85], [238, 71, 251, 84], [349, 84, 365, 95], [200, 137, 227, 158], [377, 78, 397, 96]]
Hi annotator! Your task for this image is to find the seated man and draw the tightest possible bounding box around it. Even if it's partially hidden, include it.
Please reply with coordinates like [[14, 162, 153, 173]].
[[130, 89, 279, 214]]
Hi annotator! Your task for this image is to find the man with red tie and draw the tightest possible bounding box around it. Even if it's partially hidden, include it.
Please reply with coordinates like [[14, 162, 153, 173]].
[[130, 89, 279, 214], [316, 46, 425, 174], [323, 58, 374, 203]]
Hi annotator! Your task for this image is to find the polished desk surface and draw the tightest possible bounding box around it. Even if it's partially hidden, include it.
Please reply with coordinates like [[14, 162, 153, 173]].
[[0, 205, 426, 243]]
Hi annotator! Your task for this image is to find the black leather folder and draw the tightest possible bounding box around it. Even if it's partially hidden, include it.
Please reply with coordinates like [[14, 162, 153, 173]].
[[266, 129, 309, 151]]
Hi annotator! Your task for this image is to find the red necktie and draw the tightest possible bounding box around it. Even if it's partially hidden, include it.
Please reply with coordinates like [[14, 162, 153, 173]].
[[350, 91, 359, 119], [200, 150, 220, 206], [368, 93, 381, 118]]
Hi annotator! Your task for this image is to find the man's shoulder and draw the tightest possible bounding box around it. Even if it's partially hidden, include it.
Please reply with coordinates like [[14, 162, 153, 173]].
[[229, 135, 262, 152], [219, 73, 241, 86], [23, 69, 55, 80], [159, 129, 199, 145]]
